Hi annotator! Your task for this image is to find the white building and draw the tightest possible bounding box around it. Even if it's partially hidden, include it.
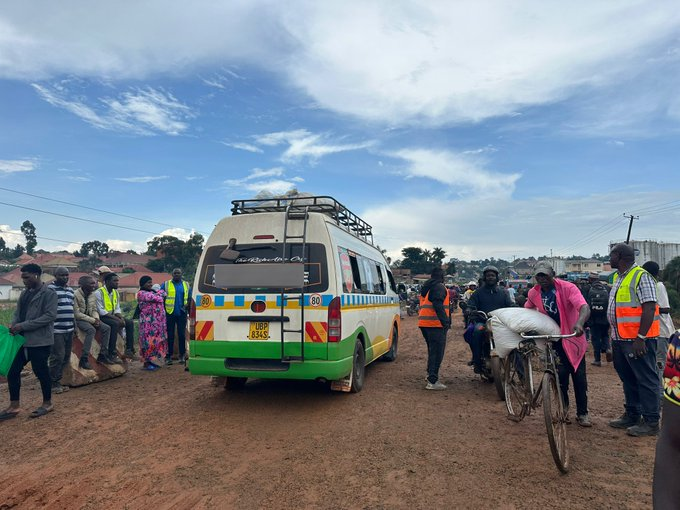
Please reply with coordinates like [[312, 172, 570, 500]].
[[609, 240, 680, 270], [0, 277, 12, 301]]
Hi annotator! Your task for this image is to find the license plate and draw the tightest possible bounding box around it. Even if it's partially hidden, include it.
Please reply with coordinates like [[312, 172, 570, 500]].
[[248, 321, 269, 340]]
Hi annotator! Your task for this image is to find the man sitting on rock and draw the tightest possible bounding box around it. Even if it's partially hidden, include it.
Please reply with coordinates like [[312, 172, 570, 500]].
[[96, 273, 135, 361], [74, 275, 114, 369]]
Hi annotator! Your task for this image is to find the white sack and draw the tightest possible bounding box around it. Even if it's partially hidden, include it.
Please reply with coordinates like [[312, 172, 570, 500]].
[[488, 308, 560, 359]]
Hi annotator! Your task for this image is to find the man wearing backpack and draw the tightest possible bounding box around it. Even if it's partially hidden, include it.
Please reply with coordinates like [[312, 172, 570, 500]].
[[587, 273, 611, 367]]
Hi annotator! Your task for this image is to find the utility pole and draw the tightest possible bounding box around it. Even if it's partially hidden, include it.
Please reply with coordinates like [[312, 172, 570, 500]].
[[623, 213, 639, 244]]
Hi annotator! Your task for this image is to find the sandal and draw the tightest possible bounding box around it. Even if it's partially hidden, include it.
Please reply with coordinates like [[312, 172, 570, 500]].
[[0, 409, 20, 421], [29, 406, 53, 419]]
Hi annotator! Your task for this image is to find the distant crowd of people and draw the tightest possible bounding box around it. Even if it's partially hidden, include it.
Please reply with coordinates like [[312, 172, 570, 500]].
[[0, 264, 191, 421]]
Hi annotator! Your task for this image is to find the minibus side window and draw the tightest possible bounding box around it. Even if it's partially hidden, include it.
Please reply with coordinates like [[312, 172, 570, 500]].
[[375, 264, 386, 294], [387, 270, 398, 293], [360, 256, 374, 293], [348, 254, 363, 293]]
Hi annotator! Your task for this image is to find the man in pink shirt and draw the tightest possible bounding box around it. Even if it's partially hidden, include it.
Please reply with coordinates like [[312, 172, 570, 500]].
[[525, 261, 592, 426]]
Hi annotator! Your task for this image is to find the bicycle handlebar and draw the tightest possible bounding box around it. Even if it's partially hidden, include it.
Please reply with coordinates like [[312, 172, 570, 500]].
[[520, 332, 578, 341]]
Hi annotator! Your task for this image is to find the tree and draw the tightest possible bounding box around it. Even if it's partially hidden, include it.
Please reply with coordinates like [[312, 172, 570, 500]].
[[11, 244, 24, 258], [446, 258, 457, 276], [662, 256, 680, 295], [20, 220, 37, 255], [77, 240, 110, 258], [146, 233, 205, 279], [0, 237, 6, 258], [430, 247, 447, 267]]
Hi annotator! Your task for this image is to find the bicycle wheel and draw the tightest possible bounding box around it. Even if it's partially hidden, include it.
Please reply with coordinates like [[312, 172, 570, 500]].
[[542, 371, 569, 473], [503, 350, 529, 421]]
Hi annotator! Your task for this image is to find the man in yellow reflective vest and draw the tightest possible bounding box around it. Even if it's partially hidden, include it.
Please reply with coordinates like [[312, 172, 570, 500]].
[[607, 243, 660, 437], [418, 267, 451, 390], [96, 273, 136, 361], [161, 268, 191, 365]]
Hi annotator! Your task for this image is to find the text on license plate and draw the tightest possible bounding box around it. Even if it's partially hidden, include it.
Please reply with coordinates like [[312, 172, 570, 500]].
[[248, 321, 269, 340]]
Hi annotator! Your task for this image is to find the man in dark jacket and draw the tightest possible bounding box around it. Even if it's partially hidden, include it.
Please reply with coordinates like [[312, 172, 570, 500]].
[[418, 267, 451, 390], [467, 265, 514, 374], [0, 263, 58, 420]]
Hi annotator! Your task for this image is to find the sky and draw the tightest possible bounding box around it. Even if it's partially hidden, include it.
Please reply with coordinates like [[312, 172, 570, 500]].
[[1, 1, 680, 263]]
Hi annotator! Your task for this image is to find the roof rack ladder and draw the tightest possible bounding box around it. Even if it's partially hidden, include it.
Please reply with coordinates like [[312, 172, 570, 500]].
[[280, 205, 309, 363]]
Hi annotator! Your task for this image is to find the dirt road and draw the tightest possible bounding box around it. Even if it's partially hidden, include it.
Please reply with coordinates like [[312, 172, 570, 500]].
[[0, 311, 657, 509]]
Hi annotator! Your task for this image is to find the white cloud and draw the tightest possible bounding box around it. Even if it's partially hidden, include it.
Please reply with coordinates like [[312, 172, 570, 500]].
[[0, 159, 38, 174], [185, 176, 204, 181], [115, 175, 169, 183], [222, 142, 263, 153], [223, 167, 301, 196], [2, 3, 679, 129], [152, 228, 193, 241], [253, 129, 374, 162], [32, 83, 193, 135], [390, 148, 521, 197], [65, 175, 91, 182], [365, 190, 680, 262], [0, 225, 24, 246], [104, 239, 142, 252]]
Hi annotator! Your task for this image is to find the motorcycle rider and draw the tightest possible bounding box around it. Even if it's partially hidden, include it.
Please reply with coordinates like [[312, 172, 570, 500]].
[[466, 266, 514, 374]]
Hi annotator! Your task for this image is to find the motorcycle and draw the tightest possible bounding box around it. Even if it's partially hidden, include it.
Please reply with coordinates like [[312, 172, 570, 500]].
[[406, 295, 420, 316], [464, 309, 505, 399]]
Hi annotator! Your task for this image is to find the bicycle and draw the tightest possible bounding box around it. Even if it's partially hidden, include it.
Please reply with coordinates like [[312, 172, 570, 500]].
[[503, 331, 576, 474]]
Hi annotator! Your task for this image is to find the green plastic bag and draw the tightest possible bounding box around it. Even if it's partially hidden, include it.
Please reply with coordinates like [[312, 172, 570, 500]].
[[0, 325, 25, 377]]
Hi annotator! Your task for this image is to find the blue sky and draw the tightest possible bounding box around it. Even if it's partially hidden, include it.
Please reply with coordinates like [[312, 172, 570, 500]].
[[1, 1, 679, 262]]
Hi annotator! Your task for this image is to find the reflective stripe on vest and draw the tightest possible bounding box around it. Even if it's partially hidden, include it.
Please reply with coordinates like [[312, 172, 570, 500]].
[[99, 287, 119, 313], [165, 280, 189, 314], [614, 266, 660, 339], [418, 288, 451, 328]]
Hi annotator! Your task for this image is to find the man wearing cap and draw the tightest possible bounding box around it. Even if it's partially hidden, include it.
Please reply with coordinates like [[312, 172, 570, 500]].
[[605, 244, 661, 438], [94, 265, 112, 288], [525, 261, 592, 427], [418, 267, 451, 390]]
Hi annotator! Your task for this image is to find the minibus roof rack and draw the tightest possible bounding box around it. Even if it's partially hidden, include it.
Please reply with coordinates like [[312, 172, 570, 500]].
[[231, 195, 374, 245]]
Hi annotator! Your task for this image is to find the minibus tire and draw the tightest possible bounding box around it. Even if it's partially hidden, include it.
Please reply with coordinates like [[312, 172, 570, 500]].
[[350, 340, 366, 393], [225, 377, 247, 390], [381, 327, 398, 362]]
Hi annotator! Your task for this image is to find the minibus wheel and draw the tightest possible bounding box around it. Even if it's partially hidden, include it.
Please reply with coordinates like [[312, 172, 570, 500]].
[[350, 340, 366, 393], [225, 377, 247, 390], [381, 326, 398, 362]]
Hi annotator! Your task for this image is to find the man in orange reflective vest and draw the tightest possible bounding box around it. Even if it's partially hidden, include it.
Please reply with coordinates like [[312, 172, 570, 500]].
[[418, 267, 451, 390], [607, 243, 661, 437]]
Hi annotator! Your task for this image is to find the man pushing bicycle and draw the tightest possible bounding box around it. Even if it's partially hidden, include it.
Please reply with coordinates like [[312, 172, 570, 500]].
[[524, 261, 592, 427]]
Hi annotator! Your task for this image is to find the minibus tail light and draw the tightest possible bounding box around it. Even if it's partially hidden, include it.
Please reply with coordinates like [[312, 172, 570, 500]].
[[328, 296, 341, 342], [189, 298, 196, 340]]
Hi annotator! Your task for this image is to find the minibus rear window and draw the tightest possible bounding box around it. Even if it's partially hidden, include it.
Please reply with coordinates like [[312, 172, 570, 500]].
[[198, 243, 328, 294]]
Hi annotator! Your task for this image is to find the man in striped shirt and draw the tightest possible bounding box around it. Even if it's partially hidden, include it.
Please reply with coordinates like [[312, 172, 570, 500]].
[[48, 267, 75, 394]]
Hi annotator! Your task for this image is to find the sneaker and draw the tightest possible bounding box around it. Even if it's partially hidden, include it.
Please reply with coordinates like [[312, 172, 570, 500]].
[[108, 355, 123, 364], [97, 355, 114, 365], [576, 414, 592, 427], [627, 421, 659, 437], [609, 413, 642, 429], [605, 349, 613, 363], [425, 381, 447, 390], [473, 365, 483, 374], [591, 361, 602, 367], [179, 357, 186, 366], [79, 358, 93, 370], [166, 358, 174, 366]]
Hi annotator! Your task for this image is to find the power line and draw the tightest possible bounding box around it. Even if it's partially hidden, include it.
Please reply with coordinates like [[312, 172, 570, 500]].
[[0, 228, 81, 246], [554, 215, 625, 256], [0, 185, 205, 234], [0, 200, 160, 235]]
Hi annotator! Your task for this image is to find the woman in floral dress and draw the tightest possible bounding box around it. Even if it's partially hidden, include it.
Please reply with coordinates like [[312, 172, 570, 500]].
[[136, 276, 168, 370]]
